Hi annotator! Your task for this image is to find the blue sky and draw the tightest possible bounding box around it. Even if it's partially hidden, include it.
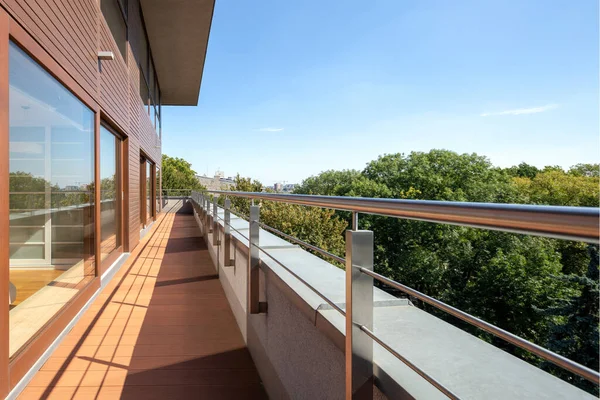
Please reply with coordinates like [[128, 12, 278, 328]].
[[162, 0, 599, 186]]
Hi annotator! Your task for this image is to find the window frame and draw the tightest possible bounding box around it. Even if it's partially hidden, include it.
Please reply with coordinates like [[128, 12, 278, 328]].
[[138, 6, 160, 131], [100, 0, 128, 62], [99, 122, 125, 273], [0, 11, 102, 396]]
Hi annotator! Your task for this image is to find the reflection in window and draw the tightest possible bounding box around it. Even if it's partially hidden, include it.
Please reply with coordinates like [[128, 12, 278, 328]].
[[100, 0, 127, 61], [140, 70, 149, 110], [8, 42, 95, 358], [100, 126, 120, 260]]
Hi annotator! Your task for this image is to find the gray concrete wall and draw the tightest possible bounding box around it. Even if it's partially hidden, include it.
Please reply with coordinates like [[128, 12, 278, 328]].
[[197, 208, 353, 400]]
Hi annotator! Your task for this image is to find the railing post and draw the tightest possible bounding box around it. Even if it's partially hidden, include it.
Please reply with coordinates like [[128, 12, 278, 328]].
[[224, 198, 232, 266], [213, 195, 219, 244], [248, 205, 266, 314], [200, 193, 205, 218], [205, 197, 211, 233], [345, 229, 374, 400], [199, 193, 205, 232]]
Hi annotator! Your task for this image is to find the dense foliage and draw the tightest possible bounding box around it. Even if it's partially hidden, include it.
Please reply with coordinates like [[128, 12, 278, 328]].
[[226, 175, 346, 262], [292, 150, 599, 394]]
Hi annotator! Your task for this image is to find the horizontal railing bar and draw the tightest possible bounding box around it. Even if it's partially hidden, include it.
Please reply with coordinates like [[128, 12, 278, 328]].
[[359, 267, 600, 385], [210, 203, 346, 264], [359, 325, 460, 399], [256, 222, 346, 264], [253, 243, 346, 317], [195, 192, 600, 387], [206, 190, 599, 243], [212, 212, 250, 241]]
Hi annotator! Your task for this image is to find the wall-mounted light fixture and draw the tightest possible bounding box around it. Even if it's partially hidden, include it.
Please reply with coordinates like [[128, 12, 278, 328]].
[[98, 51, 114, 60]]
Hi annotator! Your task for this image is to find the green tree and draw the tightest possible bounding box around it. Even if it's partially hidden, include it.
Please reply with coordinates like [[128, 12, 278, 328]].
[[569, 163, 599, 178], [514, 170, 599, 207], [542, 245, 599, 395], [227, 175, 347, 264], [362, 150, 517, 202], [161, 154, 205, 193], [296, 150, 590, 370], [505, 162, 540, 179]]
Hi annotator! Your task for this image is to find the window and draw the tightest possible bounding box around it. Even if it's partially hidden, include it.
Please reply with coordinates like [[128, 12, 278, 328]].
[[101, 0, 127, 61], [140, 69, 149, 111], [100, 125, 121, 261], [8, 42, 95, 358]]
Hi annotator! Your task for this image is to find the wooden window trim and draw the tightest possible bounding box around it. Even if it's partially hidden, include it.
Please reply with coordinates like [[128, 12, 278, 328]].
[[0, 8, 10, 399], [0, 10, 101, 394], [99, 122, 125, 276]]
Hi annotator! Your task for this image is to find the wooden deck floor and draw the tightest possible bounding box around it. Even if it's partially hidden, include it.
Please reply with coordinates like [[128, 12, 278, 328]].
[[18, 209, 267, 399]]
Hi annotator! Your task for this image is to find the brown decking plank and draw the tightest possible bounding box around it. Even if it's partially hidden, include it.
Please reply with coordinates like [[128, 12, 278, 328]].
[[18, 211, 267, 399]]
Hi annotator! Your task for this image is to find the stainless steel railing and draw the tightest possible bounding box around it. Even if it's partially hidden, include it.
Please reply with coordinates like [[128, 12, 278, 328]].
[[190, 190, 600, 399], [205, 190, 599, 243]]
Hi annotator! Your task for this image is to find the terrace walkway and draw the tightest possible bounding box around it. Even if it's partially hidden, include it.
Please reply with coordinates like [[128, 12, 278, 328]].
[[18, 203, 267, 399]]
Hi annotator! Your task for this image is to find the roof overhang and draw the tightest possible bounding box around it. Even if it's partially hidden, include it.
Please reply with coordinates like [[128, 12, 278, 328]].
[[140, 0, 215, 106]]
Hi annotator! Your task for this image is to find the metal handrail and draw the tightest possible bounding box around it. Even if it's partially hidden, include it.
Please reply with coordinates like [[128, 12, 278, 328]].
[[359, 267, 600, 385], [194, 190, 600, 390], [257, 222, 346, 265], [252, 242, 347, 317], [206, 190, 599, 243], [359, 324, 460, 399], [213, 200, 346, 264], [193, 194, 460, 398]]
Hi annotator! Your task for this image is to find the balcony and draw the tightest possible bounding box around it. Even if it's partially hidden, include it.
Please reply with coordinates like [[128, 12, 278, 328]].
[[16, 193, 599, 399]]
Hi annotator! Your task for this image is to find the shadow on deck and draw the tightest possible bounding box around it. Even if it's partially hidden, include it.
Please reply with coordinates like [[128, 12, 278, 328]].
[[18, 202, 267, 399]]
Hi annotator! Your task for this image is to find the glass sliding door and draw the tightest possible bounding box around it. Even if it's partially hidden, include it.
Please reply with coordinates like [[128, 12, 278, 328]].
[[8, 42, 95, 358], [100, 125, 121, 263]]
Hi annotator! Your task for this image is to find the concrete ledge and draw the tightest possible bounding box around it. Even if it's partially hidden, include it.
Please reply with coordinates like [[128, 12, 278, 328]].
[[195, 205, 595, 400]]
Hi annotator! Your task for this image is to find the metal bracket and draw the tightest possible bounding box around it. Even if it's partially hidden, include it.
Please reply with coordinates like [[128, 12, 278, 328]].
[[345, 230, 374, 399], [248, 205, 265, 314]]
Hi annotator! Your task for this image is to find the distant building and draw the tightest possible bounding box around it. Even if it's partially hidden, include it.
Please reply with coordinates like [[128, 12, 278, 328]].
[[274, 183, 283, 192], [283, 183, 297, 193], [197, 172, 234, 191]]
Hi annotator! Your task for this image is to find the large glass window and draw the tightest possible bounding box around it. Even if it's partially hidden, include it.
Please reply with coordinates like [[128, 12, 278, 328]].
[[100, 126, 121, 261], [101, 0, 127, 61], [8, 43, 95, 357], [140, 70, 149, 110]]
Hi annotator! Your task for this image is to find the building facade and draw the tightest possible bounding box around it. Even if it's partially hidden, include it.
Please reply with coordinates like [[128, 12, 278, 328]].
[[0, 0, 213, 396]]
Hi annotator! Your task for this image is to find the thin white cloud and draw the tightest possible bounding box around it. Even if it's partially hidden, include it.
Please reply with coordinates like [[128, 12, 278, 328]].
[[256, 127, 284, 132], [480, 104, 558, 117]]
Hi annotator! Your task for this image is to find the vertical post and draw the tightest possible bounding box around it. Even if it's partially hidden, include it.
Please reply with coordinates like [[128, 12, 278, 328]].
[[248, 205, 265, 314], [199, 193, 204, 216], [205, 197, 211, 232], [198, 194, 203, 231], [352, 211, 359, 231], [345, 229, 374, 400], [224, 198, 232, 266], [213, 195, 218, 244]]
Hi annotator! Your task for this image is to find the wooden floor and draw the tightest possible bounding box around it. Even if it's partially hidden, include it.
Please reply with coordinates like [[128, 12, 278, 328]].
[[9, 270, 64, 309], [18, 209, 267, 399]]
